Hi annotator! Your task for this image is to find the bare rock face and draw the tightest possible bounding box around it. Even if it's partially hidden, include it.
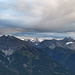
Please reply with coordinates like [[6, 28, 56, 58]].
[[0, 35, 30, 56]]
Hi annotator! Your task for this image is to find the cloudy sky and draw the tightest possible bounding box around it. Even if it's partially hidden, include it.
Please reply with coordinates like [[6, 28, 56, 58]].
[[0, 0, 75, 39]]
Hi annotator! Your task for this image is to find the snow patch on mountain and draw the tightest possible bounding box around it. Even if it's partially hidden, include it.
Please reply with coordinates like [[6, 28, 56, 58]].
[[1, 49, 15, 56], [49, 44, 56, 49], [35, 44, 38, 45], [66, 42, 74, 45], [7, 57, 10, 62]]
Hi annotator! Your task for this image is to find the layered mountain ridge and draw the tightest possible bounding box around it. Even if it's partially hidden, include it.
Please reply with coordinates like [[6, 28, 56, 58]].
[[28, 37, 75, 73], [0, 35, 73, 75], [28, 37, 75, 50]]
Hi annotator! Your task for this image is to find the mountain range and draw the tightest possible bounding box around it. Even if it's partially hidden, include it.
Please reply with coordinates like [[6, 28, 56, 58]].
[[0, 35, 74, 75], [27, 37, 75, 74]]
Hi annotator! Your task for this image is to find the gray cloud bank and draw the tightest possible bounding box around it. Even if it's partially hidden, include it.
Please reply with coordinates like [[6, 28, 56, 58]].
[[0, 0, 75, 38]]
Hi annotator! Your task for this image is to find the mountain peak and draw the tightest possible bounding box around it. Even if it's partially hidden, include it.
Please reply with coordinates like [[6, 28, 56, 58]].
[[0, 35, 30, 56], [63, 37, 74, 42], [1, 35, 16, 39]]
